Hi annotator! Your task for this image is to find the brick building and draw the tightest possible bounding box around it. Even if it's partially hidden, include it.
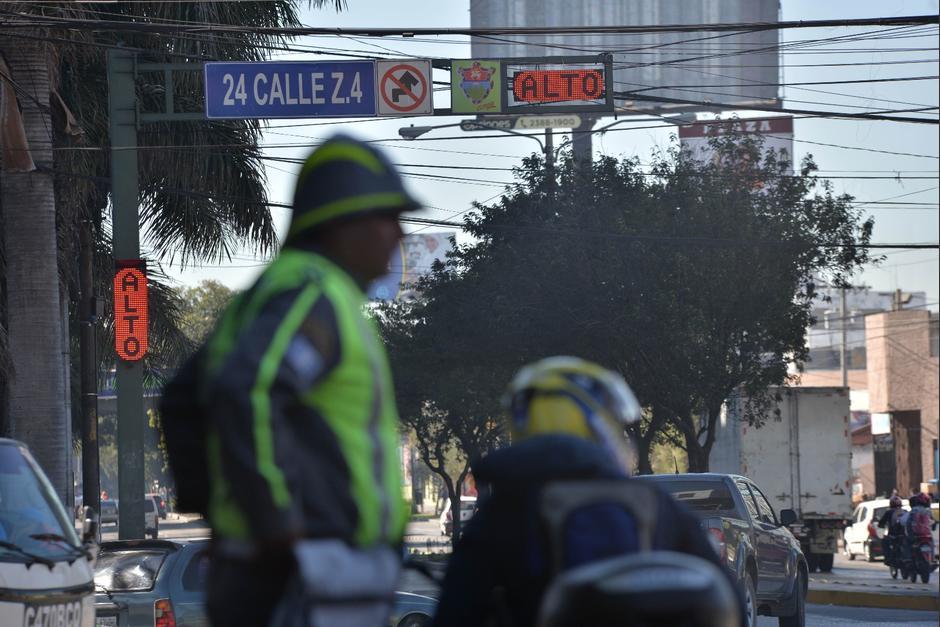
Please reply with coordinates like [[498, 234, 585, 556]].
[[865, 310, 939, 495], [797, 306, 938, 499]]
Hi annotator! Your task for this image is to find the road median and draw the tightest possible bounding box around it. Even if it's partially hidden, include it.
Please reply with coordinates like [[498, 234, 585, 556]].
[[808, 579, 939, 611]]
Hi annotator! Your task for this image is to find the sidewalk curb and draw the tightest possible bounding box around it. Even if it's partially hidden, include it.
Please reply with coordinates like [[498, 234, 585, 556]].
[[807, 588, 939, 611]]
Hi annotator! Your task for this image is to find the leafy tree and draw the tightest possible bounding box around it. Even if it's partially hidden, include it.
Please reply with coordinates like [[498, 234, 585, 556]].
[[178, 280, 237, 345], [378, 297, 505, 544], [383, 125, 873, 475], [1, 2, 343, 493]]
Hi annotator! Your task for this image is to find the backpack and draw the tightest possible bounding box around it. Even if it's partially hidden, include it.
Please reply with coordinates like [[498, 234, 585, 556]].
[[539, 480, 657, 574], [909, 508, 933, 540], [158, 348, 210, 515]]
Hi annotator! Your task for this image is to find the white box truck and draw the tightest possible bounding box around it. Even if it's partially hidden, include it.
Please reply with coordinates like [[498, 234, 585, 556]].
[[710, 386, 853, 572]]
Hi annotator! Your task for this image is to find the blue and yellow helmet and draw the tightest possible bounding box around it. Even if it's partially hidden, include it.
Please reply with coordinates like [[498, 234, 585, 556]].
[[502, 357, 641, 458]]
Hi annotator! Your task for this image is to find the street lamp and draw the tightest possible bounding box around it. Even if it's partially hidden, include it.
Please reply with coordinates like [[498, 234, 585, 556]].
[[398, 122, 569, 170], [398, 123, 461, 140]]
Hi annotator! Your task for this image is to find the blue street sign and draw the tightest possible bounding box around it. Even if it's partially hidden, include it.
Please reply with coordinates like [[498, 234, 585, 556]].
[[204, 61, 376, 119]]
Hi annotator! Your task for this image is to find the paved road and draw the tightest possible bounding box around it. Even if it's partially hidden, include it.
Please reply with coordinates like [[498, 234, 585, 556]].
[[756, 604, 939, 626]]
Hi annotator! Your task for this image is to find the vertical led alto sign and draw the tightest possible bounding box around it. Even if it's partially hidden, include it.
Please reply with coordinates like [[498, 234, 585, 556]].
[[114, 261, 148, 362]]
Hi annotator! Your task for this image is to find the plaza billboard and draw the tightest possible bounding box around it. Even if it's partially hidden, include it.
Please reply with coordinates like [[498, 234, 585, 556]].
[[470, 0, 780, 114], [678, 116, 794, 172], [368, 232, 455, 301]]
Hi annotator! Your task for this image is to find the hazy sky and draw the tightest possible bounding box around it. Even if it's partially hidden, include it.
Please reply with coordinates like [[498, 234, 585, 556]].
[[162, 0, 939, 308]]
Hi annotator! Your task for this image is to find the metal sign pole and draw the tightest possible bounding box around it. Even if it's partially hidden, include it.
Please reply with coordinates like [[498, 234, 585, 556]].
[[571, 116, 595, 177], [108, 48, 145, 540]]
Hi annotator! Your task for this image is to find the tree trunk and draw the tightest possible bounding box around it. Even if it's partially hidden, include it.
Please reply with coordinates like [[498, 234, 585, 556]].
[[0, 34, 69, 502], [676, 410, 710, 473], [634, 437, 654, 475], [684, 431, 710, 473]]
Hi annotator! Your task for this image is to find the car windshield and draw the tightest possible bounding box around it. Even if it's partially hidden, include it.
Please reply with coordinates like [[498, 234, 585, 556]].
[[873, 507, 888, 522], [0, 443, 81, 562], [651, 480, 742, 518], [95, 549, 171, 592]]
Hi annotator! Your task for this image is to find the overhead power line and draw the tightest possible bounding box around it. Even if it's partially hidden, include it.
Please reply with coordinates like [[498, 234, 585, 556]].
[[0, 12, 937, 37], [615, 93, 939, 124]]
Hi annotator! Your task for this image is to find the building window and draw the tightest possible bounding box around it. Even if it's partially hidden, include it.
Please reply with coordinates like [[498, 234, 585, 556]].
[[850, 346, 867, 370]]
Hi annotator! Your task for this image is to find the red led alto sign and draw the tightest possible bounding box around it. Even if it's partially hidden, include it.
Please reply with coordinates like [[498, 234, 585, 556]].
[[511, 69, 605, 104], [114, 262, 149, 362]]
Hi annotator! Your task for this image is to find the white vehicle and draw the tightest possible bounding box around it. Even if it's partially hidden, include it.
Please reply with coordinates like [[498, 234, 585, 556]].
[[439, 496, 477, 536], [711, 387, 854, 573], [144, 496, 159, 539], [0, 439, 97, 627], [843, 498, 909, 562]]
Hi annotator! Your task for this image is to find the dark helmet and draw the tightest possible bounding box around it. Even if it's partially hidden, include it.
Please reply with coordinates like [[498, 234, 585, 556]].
[[889, 495, 902, 509], [286, 134, 420, 244]]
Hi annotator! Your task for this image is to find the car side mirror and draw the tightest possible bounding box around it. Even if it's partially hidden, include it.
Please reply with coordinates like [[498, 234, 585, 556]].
[[81, 505, 99, 546], [779, 509, 797, 527]]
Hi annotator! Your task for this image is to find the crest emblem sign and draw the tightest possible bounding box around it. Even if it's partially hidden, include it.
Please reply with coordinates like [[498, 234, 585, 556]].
[[451, 59, 502, 113], [460, 62, 496, 104]]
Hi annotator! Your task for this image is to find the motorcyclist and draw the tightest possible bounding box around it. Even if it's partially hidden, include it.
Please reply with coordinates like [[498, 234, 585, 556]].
[[429, 357, 745, 627], [877, 495, 905, 566], [902, 492, 937, 582], [906, 493, 934, 543]]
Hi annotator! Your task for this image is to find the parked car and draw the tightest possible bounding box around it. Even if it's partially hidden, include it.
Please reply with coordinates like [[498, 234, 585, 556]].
[[635, 473, 807, 627], [100, 499, 119, 526], [94, 539, 436, 626], [94, 539, 209, 627], [146, 493, 167, 519], [439, 495, 477, 536], [144, 495, 160, 539], [388, 592, 436, 627], [843, 498, 909, 562]]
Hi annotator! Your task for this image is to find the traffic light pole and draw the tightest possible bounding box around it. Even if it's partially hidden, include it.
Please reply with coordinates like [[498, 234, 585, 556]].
[[108, 49, 145, 540]]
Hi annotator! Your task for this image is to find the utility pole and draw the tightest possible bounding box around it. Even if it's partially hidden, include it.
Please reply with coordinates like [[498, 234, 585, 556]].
[[79, 221, 100, 520], [108, 48, 145, 539], [840, 286, 848, 389], [571, 116, 595, 179], [544, 127, 555, 192]]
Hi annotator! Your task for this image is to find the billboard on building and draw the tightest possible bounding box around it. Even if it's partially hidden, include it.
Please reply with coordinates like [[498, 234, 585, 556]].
[[678, 116, 794, 171], [469, 0, 780, 114], [368, 232, 455, 301]]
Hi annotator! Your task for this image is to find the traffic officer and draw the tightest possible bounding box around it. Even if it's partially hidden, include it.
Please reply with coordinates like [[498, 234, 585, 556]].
[[431, 357, 744, 627], [201, 135, 418, 627]]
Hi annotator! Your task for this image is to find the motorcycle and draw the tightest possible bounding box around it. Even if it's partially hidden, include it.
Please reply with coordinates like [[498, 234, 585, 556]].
[[882, 535, 903, 579], [908, 536, 937, 584]]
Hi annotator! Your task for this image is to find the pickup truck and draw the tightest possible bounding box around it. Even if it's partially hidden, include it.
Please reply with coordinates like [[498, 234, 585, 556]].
[[636, 473, 808, 627]]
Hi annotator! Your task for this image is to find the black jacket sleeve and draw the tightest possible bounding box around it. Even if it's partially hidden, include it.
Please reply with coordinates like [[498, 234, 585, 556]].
[[428, 503, 499, 627], [204, 288, 341, 545]]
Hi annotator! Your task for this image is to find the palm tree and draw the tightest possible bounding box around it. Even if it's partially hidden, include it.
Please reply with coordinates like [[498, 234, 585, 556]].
[[0, 33, 70, 498], [1, 1, 345, 500]]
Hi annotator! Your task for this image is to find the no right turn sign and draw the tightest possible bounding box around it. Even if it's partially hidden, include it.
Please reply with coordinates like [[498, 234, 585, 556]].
[[377, 60, 433, 116]]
